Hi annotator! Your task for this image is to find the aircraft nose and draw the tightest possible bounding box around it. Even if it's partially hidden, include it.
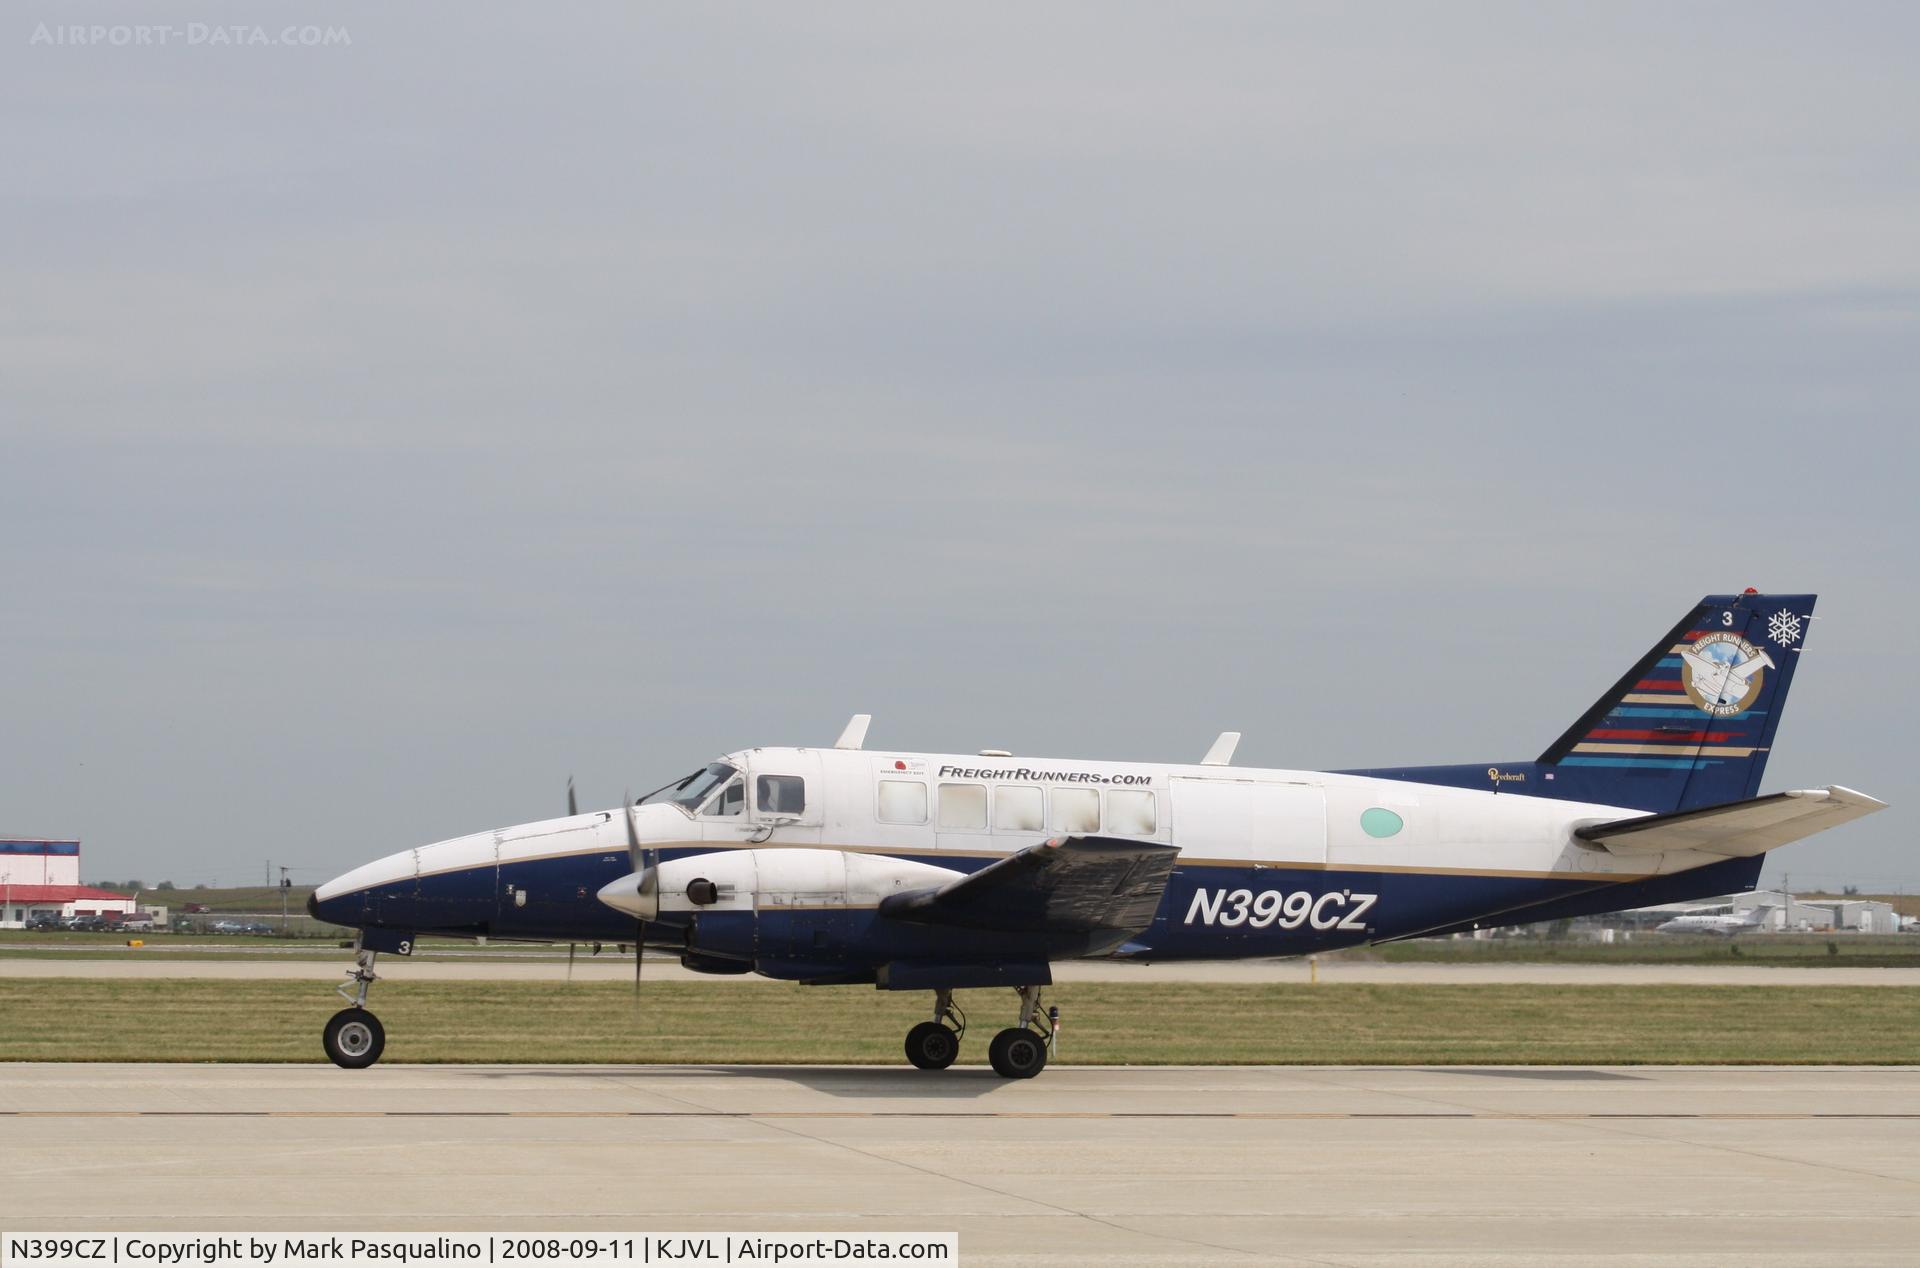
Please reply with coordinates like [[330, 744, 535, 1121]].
[[307, 845, 417, 929], [307, 880, 362, 928]]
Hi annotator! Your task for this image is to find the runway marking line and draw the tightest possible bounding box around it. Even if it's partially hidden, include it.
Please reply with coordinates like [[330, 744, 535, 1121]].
[[4, 1110, 1915, 1121]]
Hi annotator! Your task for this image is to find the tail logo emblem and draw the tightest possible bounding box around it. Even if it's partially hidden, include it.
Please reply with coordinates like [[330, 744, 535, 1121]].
[[1680, 633, 1774, 717]]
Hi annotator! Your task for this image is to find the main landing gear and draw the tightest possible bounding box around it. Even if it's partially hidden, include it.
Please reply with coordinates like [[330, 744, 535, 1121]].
[[988, 984, 1054, 1079], [903, 985, 1056, 1079], [322, 948, 386, 1069], [904, 988, 966, 1070]]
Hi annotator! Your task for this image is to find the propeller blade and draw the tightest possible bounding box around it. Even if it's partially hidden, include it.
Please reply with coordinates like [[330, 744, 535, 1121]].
[[623, 790, 642, 870], [567, 777, 578, 818], [623, 790, 654, 1016], [566, 941, 575, 983]]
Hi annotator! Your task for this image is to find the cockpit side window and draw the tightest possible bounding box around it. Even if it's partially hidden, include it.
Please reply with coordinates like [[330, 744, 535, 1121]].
[[638, 763, 738, 813], [757, 775, 805, 816], [706, 778, 745, 817]]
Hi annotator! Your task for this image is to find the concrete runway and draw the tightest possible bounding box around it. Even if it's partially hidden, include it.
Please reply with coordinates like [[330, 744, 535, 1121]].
[[2, 1064, 1915, 1266]]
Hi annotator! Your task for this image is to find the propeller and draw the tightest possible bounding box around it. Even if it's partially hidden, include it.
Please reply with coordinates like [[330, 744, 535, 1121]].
[[562, 778, 581, 983], [623, 790, 654, 1011]]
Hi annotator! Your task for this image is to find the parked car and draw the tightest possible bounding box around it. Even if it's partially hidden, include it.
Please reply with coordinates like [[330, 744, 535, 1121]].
[[210, 920, 247, 934], [65, 915, 111, 932], [121, 917, 155, 933], [243, 922, 275, 935], [25, 914, 63, 931]]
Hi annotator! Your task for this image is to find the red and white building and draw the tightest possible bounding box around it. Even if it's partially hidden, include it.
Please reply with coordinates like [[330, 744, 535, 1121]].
[[0, 839, 137, 926]]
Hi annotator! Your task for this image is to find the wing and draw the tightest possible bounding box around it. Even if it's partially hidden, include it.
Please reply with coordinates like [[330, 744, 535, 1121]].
[[879, 835, 1178, 939], [1576, 785, 1886, 858]]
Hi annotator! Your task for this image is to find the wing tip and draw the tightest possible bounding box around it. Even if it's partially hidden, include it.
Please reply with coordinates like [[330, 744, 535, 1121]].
[[1825, 784, 1889, 812]]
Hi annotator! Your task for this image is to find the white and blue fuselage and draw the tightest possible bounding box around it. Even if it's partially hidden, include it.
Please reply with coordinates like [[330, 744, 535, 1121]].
[[311, 744, 1757, 977]]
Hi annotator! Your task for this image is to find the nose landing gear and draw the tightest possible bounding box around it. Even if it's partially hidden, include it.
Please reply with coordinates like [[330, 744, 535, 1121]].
[[322, 948, 386, 1069]]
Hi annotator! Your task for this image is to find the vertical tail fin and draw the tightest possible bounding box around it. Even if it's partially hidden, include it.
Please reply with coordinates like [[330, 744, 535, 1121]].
[[1538, 592, 1815, 813]]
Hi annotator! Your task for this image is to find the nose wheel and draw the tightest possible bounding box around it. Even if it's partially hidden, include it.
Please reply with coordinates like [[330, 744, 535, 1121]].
[[323, 1008, 385, 1068], [323, 948, 387, 1069]]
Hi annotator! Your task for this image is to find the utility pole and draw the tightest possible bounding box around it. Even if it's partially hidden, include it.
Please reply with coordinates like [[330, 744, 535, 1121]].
[[279, 865, 292, 936]]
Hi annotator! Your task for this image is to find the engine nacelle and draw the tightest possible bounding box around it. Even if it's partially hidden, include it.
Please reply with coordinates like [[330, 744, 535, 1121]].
[[599, 849, 967, 972], [597, 848, 960, 922]]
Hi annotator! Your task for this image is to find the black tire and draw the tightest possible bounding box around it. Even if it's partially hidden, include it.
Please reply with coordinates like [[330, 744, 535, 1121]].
[[987, 1026, 1048, 1079], [904, 1021, 960, 1071], [323, 1008, 386, 1069]]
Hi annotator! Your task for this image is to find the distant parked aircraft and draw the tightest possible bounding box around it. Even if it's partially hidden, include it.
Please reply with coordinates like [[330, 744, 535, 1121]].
[[1655, 906, 1775, 936]]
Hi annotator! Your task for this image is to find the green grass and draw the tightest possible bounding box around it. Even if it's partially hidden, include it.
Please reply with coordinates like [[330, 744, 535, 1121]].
[[8, 930, 1913, 965], [0, 931, 329, 947], [2, 979, 1914, 1065], [1366, 935, 1920, 968]]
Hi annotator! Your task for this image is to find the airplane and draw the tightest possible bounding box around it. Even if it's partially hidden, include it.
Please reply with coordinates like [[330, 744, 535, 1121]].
[[308, 591, 1886, 1078], [1654, 905, 1775, 935]]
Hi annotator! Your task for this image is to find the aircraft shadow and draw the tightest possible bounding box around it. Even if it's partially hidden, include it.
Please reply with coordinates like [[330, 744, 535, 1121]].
[[466, 1064, 1012, 1100]]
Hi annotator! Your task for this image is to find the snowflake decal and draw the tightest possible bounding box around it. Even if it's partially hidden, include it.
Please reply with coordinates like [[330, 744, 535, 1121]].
[[1768, 610, 1803, 647]]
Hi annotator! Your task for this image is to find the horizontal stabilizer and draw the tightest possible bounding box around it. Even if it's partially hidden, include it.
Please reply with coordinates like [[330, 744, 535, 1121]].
[[1575, 785, 1887, 858], [878, 835, 1177, 936]]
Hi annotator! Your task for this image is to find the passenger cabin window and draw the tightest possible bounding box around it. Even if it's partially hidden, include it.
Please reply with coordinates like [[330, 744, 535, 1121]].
[[993, 785, 1043, 832], [757, 775, 805, 816], [877, 780, 928, 825], [1050, 787, 1100, 833], [938, 783, 988, 830], [1106, 789, 1156, 835], [706, 778, 745, 817]]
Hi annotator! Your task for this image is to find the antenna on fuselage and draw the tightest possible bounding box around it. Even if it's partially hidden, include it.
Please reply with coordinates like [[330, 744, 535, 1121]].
[[834, 714, 872, 750], [1200, 732, 1241, 766], [567, 776, 578, 817]]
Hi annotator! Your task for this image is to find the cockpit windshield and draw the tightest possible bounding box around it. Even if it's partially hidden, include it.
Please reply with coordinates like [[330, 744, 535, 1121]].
[[637, 762, 738, 813]]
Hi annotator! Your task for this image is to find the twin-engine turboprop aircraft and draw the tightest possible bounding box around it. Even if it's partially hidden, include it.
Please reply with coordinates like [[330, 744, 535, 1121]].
[[310, 592, 1884, 1077]]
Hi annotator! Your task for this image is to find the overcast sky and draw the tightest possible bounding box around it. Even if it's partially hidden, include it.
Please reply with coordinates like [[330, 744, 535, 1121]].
[[3, 4, 1915, 893]]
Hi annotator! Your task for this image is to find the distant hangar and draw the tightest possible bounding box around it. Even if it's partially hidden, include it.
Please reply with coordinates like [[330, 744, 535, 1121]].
[[0, 838, 137, 927]]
